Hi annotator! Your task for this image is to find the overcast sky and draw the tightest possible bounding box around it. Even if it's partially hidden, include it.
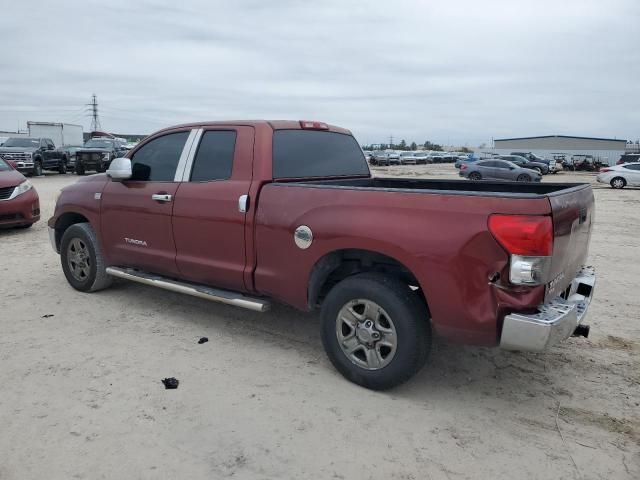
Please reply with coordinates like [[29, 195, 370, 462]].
[[0, 0, 638, 146]]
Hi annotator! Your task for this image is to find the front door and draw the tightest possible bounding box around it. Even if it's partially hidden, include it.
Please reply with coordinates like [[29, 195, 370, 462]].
[[100, 129, 193, 277], [172, 126, 254, 292], [492, 160, 514, 180]]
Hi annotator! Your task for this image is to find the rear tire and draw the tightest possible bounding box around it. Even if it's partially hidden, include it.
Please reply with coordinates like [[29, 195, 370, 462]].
[[59, 159, 67, 174], [75, 164, 85, 176], [516, 174, 531, 182], [468, 172, 482, 181], [320, 273, 431, 390], [60, 223, 112, 292], [610, 177, 626, 189]]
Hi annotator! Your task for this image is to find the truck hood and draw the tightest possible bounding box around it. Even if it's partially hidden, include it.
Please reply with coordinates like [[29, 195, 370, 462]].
[[0, 168, 26, 188], [0, 146, 37, 154]]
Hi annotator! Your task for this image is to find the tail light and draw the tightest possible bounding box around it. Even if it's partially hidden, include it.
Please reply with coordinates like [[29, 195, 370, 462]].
[[300, 120, 329, 130], [489, 215, 553, 285], [460, 164, 468, 171], [599, 167, 611, 172]]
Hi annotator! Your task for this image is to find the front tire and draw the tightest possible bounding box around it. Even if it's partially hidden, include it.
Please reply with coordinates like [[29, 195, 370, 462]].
[[75, 164, 85, 175], [59, 159, 67, 174], [516, 174, 531, 182], [60, 223, 112, 292], [320, 273, 431, 390], [33, 160, 43, 177], [610, 177, 626, 189], [468, 172, 482, 180]]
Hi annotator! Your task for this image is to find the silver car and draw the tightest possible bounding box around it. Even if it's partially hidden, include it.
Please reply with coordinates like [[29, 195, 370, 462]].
[[596, 162, 640, 188], [459, 159, 542, 182]]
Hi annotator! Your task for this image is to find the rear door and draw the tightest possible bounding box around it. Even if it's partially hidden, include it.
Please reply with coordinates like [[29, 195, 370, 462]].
[[172, 126, 254, 292], [545, 185, 595, 301], [474, 161, 497, 179], [101, 129, 194, 277]]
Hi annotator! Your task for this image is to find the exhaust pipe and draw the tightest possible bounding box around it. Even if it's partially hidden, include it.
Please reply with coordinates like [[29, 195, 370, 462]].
[[572, 324, 590, 338]]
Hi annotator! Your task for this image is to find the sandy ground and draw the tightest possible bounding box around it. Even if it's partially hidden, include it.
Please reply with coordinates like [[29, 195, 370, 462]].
[[0, 166, 638, 480]]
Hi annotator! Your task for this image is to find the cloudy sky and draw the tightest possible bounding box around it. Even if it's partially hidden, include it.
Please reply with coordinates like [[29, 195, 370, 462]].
[[0, 0, 638, 146]]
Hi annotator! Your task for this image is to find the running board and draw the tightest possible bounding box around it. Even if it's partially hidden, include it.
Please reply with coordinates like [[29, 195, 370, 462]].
[[105, 267, 271, 312]]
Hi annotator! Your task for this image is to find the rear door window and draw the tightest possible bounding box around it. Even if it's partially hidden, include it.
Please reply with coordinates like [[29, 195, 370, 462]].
[[130, 131, 190, 181], [190, 130, 237, 181], [273, 130, 369, 179]]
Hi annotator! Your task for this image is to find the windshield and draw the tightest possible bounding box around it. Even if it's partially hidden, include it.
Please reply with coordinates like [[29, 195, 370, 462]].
[[0, 158, 11, 171], [84, 139, 114, 148], [3, 138, 39, 148]]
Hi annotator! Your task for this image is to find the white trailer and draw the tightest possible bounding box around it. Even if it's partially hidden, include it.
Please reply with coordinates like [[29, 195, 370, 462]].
[[27, 122, 84, 147]]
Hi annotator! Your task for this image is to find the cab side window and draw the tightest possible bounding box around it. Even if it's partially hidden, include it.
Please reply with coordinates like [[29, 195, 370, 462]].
[[190, 130, 236, 182], [130, 131, 190, 181]]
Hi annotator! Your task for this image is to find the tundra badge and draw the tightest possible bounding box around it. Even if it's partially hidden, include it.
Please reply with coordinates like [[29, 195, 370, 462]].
[[125, 237, 148, 247]]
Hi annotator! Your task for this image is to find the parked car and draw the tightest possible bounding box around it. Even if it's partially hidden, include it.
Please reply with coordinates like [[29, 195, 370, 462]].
[[496, 155, 549, 174], [369, 151, 390, 166], [48, 120, 595, 390], [455, 155, 478, 169], [74, 138, 128, 175], [617, 153, 640, 165], [399, 152, 418, 165], [459, 159, 542, 182], [387, 151, 401, 165], [0, 137, 68, 176], [597, 163, 640, 188], [362, 150, 373, 162], [58, 145, 84, 169], [413, 152, 431, 164], [0, 157, 40, 228], [430, 154, 445, 163]]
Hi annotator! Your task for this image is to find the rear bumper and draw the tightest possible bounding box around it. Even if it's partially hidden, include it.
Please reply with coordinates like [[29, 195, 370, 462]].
[[500, 266, 595, 351]]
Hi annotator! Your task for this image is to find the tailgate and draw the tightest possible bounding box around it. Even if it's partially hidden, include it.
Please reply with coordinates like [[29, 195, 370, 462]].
[[545, 185, 594, 301]]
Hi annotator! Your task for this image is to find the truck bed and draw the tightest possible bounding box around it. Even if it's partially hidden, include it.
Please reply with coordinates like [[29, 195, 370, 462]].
[[279, 177, 589, 197]]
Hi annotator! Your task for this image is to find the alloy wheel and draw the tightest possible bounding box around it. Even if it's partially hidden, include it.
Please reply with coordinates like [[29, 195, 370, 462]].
[[335, 299, 397, 370]]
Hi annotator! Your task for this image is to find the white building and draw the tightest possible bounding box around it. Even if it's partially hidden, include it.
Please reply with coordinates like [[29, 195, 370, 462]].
[[493, 135, 627, 165]]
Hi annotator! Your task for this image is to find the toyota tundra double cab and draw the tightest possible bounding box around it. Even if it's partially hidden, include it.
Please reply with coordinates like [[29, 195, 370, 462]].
[[48, 120, 596, 390]]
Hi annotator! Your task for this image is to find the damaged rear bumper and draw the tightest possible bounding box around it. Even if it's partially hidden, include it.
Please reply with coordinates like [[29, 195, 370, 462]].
[[500, 266, 595, 351]]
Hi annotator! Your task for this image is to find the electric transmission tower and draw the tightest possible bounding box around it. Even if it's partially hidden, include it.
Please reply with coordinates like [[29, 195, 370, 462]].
[[86, 94, 101, 131]]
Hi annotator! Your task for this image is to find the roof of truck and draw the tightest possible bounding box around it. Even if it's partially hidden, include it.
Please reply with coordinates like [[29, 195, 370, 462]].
[[151, 120, 351, 136]]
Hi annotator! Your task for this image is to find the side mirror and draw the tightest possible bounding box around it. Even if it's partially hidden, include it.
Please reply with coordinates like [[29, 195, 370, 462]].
[[106, 157, 132, 180], [509, 167, 515, 170]]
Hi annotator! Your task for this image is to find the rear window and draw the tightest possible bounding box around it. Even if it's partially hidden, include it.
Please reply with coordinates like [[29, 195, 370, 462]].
[[272, 130, 369, 179]]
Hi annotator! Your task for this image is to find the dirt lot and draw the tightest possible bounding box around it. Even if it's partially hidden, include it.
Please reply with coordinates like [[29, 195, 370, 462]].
[[1, 166, 638, 479]]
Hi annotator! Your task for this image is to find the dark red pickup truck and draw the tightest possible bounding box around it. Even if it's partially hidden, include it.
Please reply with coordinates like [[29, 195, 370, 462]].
[[49, 120, 596, 389]]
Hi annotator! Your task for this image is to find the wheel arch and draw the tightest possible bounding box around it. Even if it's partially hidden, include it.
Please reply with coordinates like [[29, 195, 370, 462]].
[[53, 212, 91, 251], [307, 248, 429, 314]]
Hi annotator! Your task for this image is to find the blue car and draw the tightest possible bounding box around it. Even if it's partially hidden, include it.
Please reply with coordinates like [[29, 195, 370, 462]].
[[455, 154, 478, 169]]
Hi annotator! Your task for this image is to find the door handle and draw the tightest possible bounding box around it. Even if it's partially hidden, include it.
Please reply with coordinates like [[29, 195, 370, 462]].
[[151, 193, 172, 202]]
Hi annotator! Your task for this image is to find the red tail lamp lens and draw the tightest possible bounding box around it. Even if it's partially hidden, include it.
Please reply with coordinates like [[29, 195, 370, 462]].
[[488, 215, 553, 256]]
